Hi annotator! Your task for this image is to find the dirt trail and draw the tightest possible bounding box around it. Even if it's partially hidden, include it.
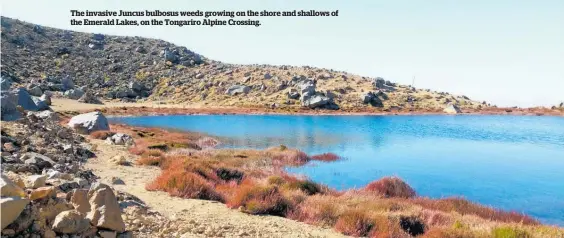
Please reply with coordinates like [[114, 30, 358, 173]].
[[84, 139, 348, 238]]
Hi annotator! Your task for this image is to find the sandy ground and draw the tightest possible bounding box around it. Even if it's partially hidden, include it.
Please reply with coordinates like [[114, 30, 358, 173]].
[[85, 139, 348, 238]]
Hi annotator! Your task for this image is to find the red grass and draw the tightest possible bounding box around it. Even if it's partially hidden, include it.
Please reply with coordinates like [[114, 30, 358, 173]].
[[310, 153, 341, 162], [227, 182, 291, 216], [146, 170, 223, 202], [411, 197, 539, 225], [90, 130, 114, 140], [270, 149, 311, 166], [364, 176, 416, 198], [142, 149, 164, 157], [334, 210, 375, 237], [128, 146, 146, 155], [136, 156, 164, 166]]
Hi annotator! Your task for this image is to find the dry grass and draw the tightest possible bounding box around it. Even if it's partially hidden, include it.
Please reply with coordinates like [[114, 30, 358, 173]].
[[364, 176, 416, 198], [334, 209, 375, 237], [90, 130, 114, 140]]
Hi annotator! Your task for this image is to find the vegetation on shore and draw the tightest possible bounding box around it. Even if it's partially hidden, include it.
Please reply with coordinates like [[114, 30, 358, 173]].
[[89, 123, 564, 238]]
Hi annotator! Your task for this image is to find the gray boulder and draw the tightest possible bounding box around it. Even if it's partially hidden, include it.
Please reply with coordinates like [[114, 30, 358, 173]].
[[373, 77, 386, 88], [128, 81, 143, 91], [225, 85, 251, 96], [78, 91, 102, 104], [1, 197, 30, 230], [302, 95, 332, 109], [31, 96, 50, 111], [1, 77, 12, 91], [106, 133, 134, 146], [298, 80, 316, 100], [61, 76, 74, 90], [1, 91, 19, 120], [162, 49, 179, 63], [40, 93, 52, 105], [64, 88, 85, 100], [28, 86, 43, 97], [13, 88, 38, 111], [287, 88, 300, 99], [34, 111, 59, 121], [67, 111, 110, 134]]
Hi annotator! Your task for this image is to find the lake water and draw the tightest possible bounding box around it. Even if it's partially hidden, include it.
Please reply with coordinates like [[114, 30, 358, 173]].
[[110, 115, 564, 226]]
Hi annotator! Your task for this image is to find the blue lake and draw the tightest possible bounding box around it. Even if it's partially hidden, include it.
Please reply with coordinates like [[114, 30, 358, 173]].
[[110, 115, 564, 226]]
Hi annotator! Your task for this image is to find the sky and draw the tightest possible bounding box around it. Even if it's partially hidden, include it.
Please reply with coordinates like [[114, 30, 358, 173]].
[[2, 0, 563, 107]]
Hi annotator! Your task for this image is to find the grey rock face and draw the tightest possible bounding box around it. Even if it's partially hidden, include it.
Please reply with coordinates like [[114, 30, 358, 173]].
[[31, 96, 50, 111], [61, 75, 75, 91], [1, 91, 19, 120], [13, 88, 39, 111]]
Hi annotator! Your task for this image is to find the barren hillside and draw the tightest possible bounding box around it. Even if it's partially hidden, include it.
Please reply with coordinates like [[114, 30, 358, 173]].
[[1, 16, 485, 112]]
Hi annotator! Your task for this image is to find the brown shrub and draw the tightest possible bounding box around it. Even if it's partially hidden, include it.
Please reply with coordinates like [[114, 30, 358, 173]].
[[228, 183, 291, 216], [310, 153, 341, 162], [146, 170, 223, 202], [288, 195, 340, 226], [334, 209, 374, 237], [136, 156, 164, 166], [411, 197, 539, 225], [364, 176, 416, 198], [90, 130, 114, 140]]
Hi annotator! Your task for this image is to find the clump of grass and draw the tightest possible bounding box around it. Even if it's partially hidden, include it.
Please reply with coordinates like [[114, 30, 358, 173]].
[[411, 197, 539, 225], [216, 167, 244, 183], [268, 148, 310, 166], [228, 183, 291, 216], [90, 130, 114, 140], [128, 146, 146, 155], [136, 156, 164, 166], [492, 226, 531, 238], [310, 152, 341, 162], [364, 176, 416, 198], [334, 209, 375, 237], [142, 149, 164, 157], [146, 169, 223, 202], [288, 195, 340, 226]]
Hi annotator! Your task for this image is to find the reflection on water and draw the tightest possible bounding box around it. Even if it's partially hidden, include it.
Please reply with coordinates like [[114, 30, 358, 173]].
[[110, 115, 564, 226]]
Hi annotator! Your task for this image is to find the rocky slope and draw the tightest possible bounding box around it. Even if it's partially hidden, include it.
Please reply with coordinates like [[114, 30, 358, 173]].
[[1, 16, 485, 112]]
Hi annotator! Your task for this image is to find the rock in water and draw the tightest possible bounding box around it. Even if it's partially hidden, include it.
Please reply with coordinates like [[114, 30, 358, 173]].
[[443, 104, 461, 114], [1, 197, 30, 230], [67, 111, 110, 134], [52, 210, 91, 234], [86, 187, 126, 232]]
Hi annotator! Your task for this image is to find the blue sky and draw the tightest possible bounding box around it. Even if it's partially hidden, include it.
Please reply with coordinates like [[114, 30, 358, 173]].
[[2, 0, 563, 107]]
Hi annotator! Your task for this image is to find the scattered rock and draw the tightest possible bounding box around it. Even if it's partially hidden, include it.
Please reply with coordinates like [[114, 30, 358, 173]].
[[78, 91, 103, 104], [64, 88, 85, 100], [109, 155, 127, 166], [106, 133, 134, 146], [111, 177, 125, 185]]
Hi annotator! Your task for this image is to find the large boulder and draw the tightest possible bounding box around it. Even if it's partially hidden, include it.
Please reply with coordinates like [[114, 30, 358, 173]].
[[225, 85, 251, 96], [23, 152, 56, 170], [302, 95, 332, 109], [1, 197, 30, 230], [61, 75, 75, 90], [0, 174, 25, 197], [78, 91, 103, 104], [298, 80, 316, 100], [64, 88, 85, 100], [0, 91, 19, 120], [287, 88, 300, 99], [32, 96, 50, 110], [40, 93, 52, 105], [86, 186, 125, 232], [67, 111, 110, 134], [1, 77, 12, 90], [361, 91, 385, 107], [52, 210, 92, 234], [444, 104, 461, 114], [13, 88, 38, 111], [28, 85, 43, 97]]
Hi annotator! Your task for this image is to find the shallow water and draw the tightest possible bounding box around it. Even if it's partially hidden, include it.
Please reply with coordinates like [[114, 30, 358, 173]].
[[110, 115, 564, 225]]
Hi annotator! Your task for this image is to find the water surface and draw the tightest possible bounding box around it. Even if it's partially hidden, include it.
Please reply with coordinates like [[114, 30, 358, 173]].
[[111, 115, 564, 225]]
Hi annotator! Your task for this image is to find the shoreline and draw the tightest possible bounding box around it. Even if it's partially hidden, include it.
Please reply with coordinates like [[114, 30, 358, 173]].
[[52, 98, 564, 117]]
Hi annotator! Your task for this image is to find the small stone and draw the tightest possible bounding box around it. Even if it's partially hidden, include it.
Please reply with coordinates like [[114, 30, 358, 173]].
[[43, 229, 56, 238], [1, 229, 16, 236], [26, 175, 47, 189], [29, 186, 55, 200], [111, 177, 125, 185]]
